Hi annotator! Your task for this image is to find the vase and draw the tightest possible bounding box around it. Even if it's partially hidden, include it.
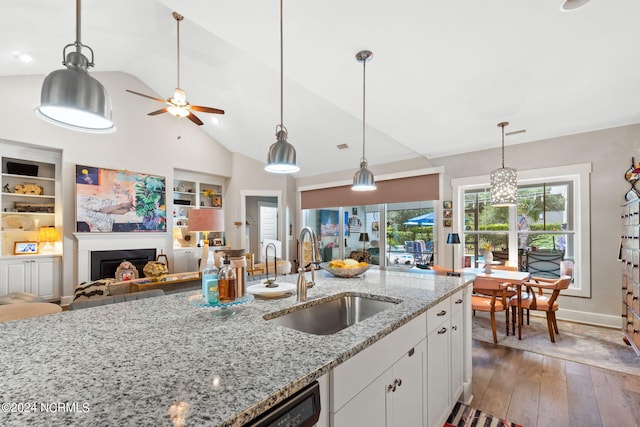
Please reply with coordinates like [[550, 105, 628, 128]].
[[483, 251, 493, 273]]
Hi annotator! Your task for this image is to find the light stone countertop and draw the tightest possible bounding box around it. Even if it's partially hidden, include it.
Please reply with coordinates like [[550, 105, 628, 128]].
[[0, 269, 472, 426]]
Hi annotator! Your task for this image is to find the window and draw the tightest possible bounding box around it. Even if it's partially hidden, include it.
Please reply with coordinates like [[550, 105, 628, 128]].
[[453, 164, 591, 297]]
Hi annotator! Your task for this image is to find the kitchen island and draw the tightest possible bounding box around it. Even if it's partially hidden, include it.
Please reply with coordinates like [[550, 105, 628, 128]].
[[0, 269, 472, 426]]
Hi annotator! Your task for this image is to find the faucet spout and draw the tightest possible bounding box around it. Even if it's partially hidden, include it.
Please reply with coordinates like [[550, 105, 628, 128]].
[[297, 226, 322, 301], [264, 242, 279, 288]]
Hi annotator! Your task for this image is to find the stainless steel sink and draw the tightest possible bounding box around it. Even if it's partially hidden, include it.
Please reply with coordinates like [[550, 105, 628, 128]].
[[264, 292, 401, 335]]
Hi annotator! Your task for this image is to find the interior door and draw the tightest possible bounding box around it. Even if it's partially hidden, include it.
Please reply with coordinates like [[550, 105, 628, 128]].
[[259, 202, 278, 261]]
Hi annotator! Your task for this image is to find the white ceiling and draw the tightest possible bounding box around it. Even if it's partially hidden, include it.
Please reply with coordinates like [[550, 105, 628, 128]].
[[3, 0, 640, 177]]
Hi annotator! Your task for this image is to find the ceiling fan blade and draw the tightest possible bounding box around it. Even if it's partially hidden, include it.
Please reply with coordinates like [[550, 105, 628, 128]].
[[126, 89, 167, 103], [148, 108, 169, 116], [186, 112, 204, 126], [190, 105, 225, 115]]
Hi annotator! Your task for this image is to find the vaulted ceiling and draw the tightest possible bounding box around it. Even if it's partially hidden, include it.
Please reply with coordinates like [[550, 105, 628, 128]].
[[3, 0, 640, 177]]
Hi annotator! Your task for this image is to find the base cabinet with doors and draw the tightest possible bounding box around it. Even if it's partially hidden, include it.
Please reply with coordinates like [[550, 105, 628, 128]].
[[330, 284, 471, 427], [0, 256, 61, 300]]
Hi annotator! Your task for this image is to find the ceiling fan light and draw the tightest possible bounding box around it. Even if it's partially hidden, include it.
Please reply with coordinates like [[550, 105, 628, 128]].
[[352, 161, 376, 191], [490, 167, 517, 206], [35, 62, 115, 133], [265, 130, 299, 173], [167, 105, 190, 118]]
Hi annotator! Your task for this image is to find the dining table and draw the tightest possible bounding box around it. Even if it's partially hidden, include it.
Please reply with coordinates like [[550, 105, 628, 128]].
[[460, 267, 531, 339]]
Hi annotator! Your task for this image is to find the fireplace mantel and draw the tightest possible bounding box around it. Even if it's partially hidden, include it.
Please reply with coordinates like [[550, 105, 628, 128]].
[[74, 233, 168, 283]]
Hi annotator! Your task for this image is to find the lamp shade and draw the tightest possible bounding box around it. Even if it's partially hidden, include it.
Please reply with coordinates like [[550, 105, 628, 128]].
[[446, 233, 461, 244], [490, 167, 518, 206], [38, 226, 59, 242], [352, 161, 376, 191], [359, 232, 370, 242], [187, 209, 225, 233]]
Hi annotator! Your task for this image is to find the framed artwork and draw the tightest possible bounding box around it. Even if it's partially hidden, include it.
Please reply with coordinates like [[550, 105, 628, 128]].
[[211, 195, 222, 208], [75, 165, 166, 232], [443, 200, 452, 209], [443, 219, 452, 227], [212, 238, 224, 246], [443, 209, 452, 219], [14, 241, 38, 255], [319, 209, 339, 236]]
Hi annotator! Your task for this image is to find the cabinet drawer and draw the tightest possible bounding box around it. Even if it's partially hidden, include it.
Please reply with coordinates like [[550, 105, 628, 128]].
[[331, 312, 426, 412], [634, 314, 640, 350], [450, 289, 465, 314], [427, 298, 451, 334]]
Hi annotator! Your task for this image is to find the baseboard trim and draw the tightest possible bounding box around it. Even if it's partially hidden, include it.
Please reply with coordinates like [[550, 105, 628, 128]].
[[60, 295, 74, 306], [554, 308, 620, 329]]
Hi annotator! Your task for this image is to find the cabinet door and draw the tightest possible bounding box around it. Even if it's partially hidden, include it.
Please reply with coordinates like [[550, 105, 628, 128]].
[[333, 369, 389, 427], [0, 259, 30, 295], [427, 319, 450, 427], [390, 339, 425, 427], [30, 257, 60, 299], [450, 309, 464, 404], [173, 250, 199, 273]]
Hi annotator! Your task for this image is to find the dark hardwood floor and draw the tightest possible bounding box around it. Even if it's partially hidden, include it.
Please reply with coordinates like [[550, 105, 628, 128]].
[[471, 339, 640, 427]]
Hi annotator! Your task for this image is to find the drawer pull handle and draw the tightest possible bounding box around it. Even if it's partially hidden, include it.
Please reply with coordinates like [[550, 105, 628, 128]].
[[455, 299, 463, 304], [437, 310, 447, 316], [437, 327, 447, 334], [387, 384, 395, 393], [395, 379, 402, 387], [408, 348, 415, 357]]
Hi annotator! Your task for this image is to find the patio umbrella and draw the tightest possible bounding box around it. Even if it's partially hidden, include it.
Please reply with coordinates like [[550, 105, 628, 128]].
[[403, 212, 434, 226]]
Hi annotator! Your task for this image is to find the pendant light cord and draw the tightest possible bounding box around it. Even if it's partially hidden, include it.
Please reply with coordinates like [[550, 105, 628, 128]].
[[75, 0, 82, 51], [501, 124, 505, 169], [280, 0, 284, 128], [362, 56, 366, 162], [177, 15, 181, 88]]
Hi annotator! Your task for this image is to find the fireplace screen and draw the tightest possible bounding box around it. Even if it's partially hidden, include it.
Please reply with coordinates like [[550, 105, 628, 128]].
[[75, 165, 166, 232]]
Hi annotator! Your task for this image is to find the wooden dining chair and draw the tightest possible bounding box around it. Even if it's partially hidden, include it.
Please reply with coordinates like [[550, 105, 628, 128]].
[[510, 276, 572, 343], [471, 276, 510, 343]]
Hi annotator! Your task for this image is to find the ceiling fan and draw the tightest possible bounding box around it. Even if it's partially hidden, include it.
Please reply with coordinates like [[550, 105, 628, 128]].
[[126, 11, 224, 126]]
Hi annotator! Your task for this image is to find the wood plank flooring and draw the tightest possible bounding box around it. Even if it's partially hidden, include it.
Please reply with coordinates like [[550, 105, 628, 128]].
[[471, 340, 640, 427]]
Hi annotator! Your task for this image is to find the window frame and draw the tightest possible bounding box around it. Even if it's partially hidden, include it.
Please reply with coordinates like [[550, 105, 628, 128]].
[[452, 163, 591, 297]]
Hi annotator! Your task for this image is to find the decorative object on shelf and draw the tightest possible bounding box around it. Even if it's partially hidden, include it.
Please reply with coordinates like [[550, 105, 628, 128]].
[[14, 202, 54, 213], [490, 122, 518, 206], [14, 183, 44, 195], [115, 261, 139, 282], [14, 241, 38, 255], [187, 208, 225, 271], [352, 50, 376, 191], [7, 162, 39, 177], [35, 0, 115, 133], [143, 261, 169, 281], [38, 226, 59, 253], [265, 0, 299, 174], [624, 157, 640, 201], [2, 183, 10, 193], [75, 165, 166, 232], [2, 215, 34, 231], [446, 233, 461, 276], [125, 11, 224, 126]]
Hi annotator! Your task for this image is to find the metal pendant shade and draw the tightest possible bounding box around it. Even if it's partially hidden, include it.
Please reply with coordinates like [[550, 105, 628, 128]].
[[35, 0, 114, 133], [490, 122, 517, 206], [265, 0, 299, 174], [352, 50, 376, 192]]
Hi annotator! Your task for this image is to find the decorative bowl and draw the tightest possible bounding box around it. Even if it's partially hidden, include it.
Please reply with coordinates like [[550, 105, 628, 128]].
[[320, 262, 371, 278]]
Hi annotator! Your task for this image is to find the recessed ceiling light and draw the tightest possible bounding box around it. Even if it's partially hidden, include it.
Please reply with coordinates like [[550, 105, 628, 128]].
[[560, 0, 591, 11], [13, 51, 33, 63]]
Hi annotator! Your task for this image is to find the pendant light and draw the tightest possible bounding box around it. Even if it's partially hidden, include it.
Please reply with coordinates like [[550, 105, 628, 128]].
[[35, 0, 115, 133], [265, 0, 299, 174], [352, 50, 376, 192], [490, 121, 517, 206]]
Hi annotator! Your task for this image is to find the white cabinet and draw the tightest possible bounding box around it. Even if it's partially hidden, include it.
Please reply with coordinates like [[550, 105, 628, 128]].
[[0, 256, 60, 299], [331, 314, 427, 427], [172, 249, 200, 273], [450, 290, 465, 405], [426, 298, 451, 427]]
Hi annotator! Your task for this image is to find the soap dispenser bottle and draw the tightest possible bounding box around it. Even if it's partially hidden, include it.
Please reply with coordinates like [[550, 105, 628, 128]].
[[218, 255, 237, 303], [202, 250, 219, 304]]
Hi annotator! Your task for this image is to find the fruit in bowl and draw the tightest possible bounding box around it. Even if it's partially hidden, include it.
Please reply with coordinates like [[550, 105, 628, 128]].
[[321, 259, 371, 278]]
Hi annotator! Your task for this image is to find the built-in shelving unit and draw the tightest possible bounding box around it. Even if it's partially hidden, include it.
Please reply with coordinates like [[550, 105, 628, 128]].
[[621, 198, 640, 356]]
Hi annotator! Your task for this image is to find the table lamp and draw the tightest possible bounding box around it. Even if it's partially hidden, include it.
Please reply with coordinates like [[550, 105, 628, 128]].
[[187, 209, 224, 271], [446, 233, 461, 277], [38, 226, 59, 253], [359, 232, 370, 250]]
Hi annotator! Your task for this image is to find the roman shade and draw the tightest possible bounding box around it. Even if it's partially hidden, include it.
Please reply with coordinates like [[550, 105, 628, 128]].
[[301, 174, 439, 209]]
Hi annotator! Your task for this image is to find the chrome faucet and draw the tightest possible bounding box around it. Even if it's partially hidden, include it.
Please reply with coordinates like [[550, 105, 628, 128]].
[[264, 242, 279, 288], [297, 226, 322, 302]]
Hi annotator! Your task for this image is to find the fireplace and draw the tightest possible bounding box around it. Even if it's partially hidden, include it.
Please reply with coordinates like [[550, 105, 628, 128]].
[[90, 248, 156, 281]]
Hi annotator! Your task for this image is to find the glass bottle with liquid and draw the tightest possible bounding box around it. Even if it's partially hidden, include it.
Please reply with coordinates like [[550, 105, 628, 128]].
[[218, 255, 237, 303], [202, 251, 219, 304]]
